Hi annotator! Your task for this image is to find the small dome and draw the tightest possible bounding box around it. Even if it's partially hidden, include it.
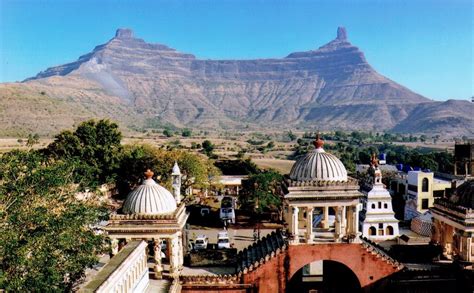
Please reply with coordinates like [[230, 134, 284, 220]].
[[123, 170, 177, 215], [289, 136, 347, 182]]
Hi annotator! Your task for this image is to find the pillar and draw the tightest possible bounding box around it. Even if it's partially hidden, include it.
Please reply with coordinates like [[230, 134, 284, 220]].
[[169, 235, 181, 276], [153, 238, 163, 279], [335, 207, 342, 241], [177, 233, 184, 268], [322, 206, 329, 229], [306, 207, 314, 243], [354, 204, 360, 235], [291, 206, 299, 243]]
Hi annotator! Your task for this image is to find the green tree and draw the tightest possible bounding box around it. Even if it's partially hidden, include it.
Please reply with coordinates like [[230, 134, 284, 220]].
[[0, 150, 107, 291], [240, 170, 283, 213], [181, 128, 192, 137], [26, 133, 40, 147], [287, 130, 297, 141], [46, 119, 122, 187], [202, 140, 214, 156], [163, 128, 173, 137]]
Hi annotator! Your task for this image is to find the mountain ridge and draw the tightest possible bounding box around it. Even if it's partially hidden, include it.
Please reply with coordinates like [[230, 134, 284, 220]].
[[1, 27, 472, 136]]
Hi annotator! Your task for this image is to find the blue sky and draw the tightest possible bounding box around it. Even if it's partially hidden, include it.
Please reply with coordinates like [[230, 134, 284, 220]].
[[0, 0, 472, 100]]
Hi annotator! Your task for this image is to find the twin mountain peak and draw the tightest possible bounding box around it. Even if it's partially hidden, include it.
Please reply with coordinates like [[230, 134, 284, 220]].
[[3, 27, 472, 136]]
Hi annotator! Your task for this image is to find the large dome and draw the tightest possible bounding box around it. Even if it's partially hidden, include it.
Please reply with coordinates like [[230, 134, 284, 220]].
[[123, 170, 177, 215], [289, 137, 348, 182]]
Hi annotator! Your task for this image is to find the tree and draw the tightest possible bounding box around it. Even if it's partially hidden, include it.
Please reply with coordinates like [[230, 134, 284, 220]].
[[181, 128, 192, 137], [46, 119, 122, 188], [0, 150, 107, 291], [287, 130, 297, 141], [26, 133, 39, 147], [202, 140, 214, 156], [240, 170, 283, 214], [163, 128, 173, 137]]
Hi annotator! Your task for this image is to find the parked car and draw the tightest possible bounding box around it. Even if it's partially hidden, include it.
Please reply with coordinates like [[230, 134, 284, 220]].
[[217, 230, 231, 249], [194, 235, 208, 250]]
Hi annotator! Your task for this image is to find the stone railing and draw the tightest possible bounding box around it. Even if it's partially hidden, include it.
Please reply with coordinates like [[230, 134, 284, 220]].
[[236, 230, 288, 273], [286, 177, 359, 188], [360, 237, 404, 270], [79, 241, 149, 293]]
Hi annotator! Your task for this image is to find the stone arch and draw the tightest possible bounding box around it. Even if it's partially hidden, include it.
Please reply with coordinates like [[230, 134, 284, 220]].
[[287, 244, 400, 288], [369, 226, 376, 236], [287, 259, 361, 292], [386, 225, 394, 235]]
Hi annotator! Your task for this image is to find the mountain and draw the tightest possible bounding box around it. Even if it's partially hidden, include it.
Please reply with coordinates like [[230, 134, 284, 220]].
[[1, 27, 472, 136]]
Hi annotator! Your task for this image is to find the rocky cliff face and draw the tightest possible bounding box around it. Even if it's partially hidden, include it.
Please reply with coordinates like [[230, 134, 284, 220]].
[[1, 27, 472, 136]]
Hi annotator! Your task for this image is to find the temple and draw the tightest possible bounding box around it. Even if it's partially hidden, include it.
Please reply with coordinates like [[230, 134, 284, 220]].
[[361, 154, 400, 241], [105, 167, 188, 278], [283, 135, 363, 243]]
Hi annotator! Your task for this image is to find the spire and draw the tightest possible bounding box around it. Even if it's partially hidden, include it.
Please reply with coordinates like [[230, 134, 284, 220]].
[[171, 162, 182, 204], [336, 27, 348, 41], [172, 161, 181, 175], [313, 133, 324, 149]]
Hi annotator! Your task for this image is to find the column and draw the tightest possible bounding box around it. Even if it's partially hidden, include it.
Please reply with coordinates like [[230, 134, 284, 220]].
[[306, 207, 314, 243], [169, 236, 180, 276], [341, 206, 347, 236], [354, 204, 360, 235], [153, 238, 163, 279], [291, 206, 299, 243], [177, 233, 184, 268], [335, 207, 342, 241], [322, 206, 329, 229]]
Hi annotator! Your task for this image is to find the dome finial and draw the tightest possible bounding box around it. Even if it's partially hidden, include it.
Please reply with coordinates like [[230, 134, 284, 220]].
[[144, 169, 154, 179], [313, 133, 324, 149]]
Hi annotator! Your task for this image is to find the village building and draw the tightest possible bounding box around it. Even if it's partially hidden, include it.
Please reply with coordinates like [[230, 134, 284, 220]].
[[361, 155, 399, 241], [431, 180, 474, 262]]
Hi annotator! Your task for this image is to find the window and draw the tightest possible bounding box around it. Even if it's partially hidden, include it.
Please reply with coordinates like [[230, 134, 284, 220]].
[[378, 223, 384, 235], [386, 226, 394, 235], [369, 227, 376, 235], [378, 223, 383, 229], [421, 198, 429, 209], [422, 178, 429, 192], [384, 203, 388, 209], [378, 202, 382, 209], [371, 203, 376, 209]]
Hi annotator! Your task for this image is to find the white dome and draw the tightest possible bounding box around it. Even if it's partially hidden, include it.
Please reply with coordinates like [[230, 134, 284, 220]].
[[289, 139, 347, 182], [123, 178, 177, 215]]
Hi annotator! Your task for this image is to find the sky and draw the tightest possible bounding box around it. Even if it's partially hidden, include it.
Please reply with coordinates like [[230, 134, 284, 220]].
[[0, 0, 472, 100]]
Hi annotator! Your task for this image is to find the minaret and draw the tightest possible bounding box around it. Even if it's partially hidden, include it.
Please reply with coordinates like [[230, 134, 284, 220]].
[[171, 161, 182, 204]]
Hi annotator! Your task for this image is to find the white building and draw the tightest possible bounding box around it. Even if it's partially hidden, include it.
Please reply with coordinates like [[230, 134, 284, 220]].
[[361, 155, 399, 241], [404, 171, 451, 220]]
